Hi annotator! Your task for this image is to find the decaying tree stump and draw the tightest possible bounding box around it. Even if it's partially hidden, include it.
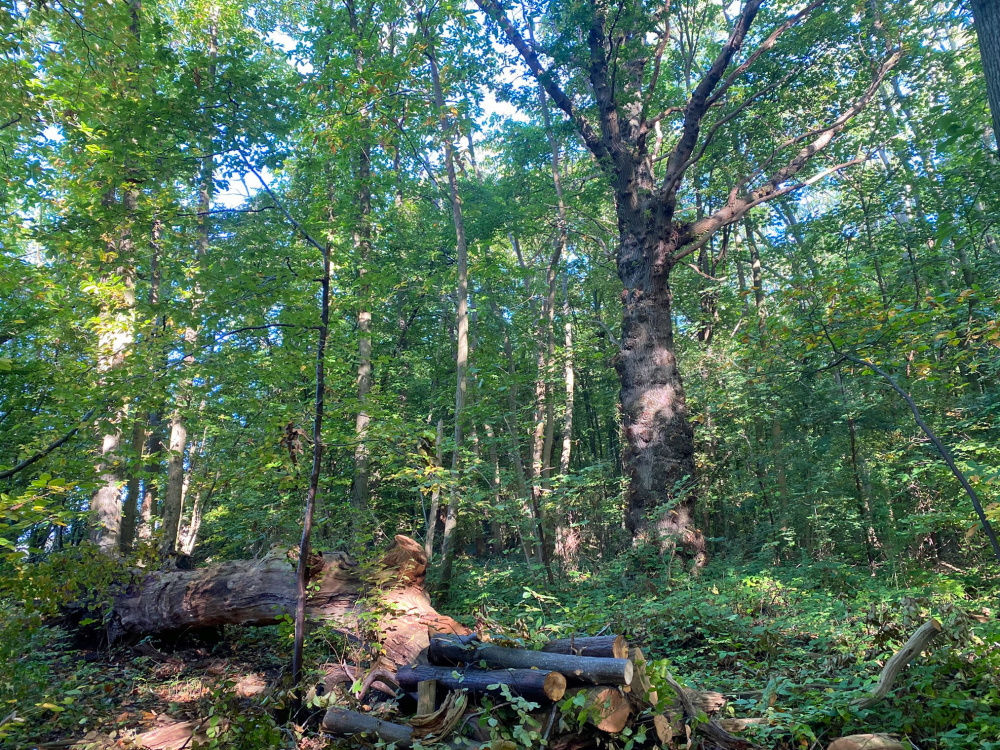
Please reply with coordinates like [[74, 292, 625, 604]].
[[107, 535, 469, 668]]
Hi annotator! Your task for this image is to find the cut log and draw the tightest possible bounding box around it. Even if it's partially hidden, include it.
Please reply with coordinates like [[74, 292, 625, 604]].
[[429, 635, 632, 686], [827, 735, 904, 750], [106, 535, 469, 669], [323, 707, 414, 746], [542, 635, 628, 659], [563, 687, 630, 733], [852, 619, 943, 709], [397, 665, 567, 702]]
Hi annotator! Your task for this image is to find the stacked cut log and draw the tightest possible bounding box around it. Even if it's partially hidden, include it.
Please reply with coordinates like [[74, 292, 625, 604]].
[[320, 632, 731, 748]]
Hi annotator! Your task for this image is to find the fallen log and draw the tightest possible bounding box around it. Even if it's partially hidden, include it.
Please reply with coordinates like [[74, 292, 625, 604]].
[[323, 706, 516, 749], [851, 619, 943, 709], [542, 635, 628, 659], [397, 665, 567, 702], [429, 635, 633, 686], [107, 535, 469, 669], [323, 707, 414, 746]]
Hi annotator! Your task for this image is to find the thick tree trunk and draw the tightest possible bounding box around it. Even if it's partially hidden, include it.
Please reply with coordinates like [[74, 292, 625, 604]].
[[106, 535, 469, 668], [971, 0, 1000, 139], [617, 249, 703, 564]]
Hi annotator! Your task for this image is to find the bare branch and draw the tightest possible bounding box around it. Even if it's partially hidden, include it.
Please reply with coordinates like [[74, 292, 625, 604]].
[[675, 49, 902, 257], [660, 0, 764, 194], [0, 408, 96, 480], [473, 0, 611, 167], [707, 0, 823, 108]]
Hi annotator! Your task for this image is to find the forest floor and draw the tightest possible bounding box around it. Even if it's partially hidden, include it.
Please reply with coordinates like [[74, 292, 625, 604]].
[[2, 554, 998, 749]]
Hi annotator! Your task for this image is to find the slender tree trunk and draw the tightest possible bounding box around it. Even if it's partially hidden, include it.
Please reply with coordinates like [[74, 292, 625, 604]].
[[89, 188, 138, 555], [120, 418, 146, 551], [424, 418, 444, 559], [138, 221, 163, 542], [492, 298, 542, 565], [834, 369, 878, 568], [559, 273, 575, 475], [484, 423, 503, 555], [425, 31, 468, 596], [349, 5, 373, 514], [292, 241, 331, 703], [161, 16, 215, 557]]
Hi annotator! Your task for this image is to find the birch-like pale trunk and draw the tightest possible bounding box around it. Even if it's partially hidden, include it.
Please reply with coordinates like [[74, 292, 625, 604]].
[[423, 27, 468, 595], [161, 14, 216, 556]]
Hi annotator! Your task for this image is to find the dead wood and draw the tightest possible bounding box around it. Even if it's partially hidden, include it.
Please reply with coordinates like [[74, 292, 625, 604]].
[[564, 686, 631, 733], [428, 634, 633, 686], [107, 535, 469, 670], [662, 669, 753, 750], [625, 646, 658, 709], [542, 635, 628, 659], [851, 619, 943, 709], [397, 665, 567, 702], [323, 706, 414, 746], [827, 735, 905, 750]]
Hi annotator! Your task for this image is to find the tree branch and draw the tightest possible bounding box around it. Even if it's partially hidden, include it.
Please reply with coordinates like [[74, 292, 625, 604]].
[[473, 0, 611, 167], [660, 0, 764, 194], [235, 148, 328, 254], [707, 0, 823, 108], [0, 408, 97, 480], [834, 350, 1000, 567], [675, 49, 902, 256]]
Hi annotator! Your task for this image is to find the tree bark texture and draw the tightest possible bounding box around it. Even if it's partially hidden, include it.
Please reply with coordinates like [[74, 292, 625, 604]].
[[107, 534, 470, 668], [971, 0, 1000, 140]]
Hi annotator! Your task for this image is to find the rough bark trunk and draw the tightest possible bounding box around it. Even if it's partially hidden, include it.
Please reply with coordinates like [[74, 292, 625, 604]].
[[617, 249, 703, 564], [971, 0, 1000, 140], [106, 535, 469, 668]]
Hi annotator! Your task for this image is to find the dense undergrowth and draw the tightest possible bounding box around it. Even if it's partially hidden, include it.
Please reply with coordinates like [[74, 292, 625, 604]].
[[445, 553, 1000, 750], [1, 553, 997, 749]]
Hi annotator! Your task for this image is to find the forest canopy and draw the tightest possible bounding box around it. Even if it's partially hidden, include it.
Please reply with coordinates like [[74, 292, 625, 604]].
[[1, 0, 999, 747]]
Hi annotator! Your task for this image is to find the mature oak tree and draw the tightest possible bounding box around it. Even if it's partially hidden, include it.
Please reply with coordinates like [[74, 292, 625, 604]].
[[474, 0, 902, 557]]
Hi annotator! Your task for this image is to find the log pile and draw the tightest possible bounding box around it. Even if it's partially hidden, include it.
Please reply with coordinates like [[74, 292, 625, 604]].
[[321, 632, 745, 749]]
